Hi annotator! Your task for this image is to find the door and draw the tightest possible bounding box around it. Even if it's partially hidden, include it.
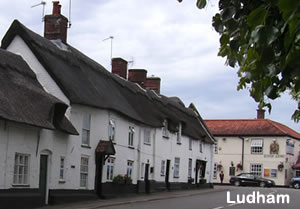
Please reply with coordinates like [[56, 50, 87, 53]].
[[165, 160, 171, 190], [95, 153, 104, 197], [39, 155, 48, 204], [145, 163, 150, 193], [195, 160, 200, 184]]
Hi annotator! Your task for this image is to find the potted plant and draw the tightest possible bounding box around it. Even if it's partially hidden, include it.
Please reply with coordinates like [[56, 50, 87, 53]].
[[236, 162, 243, 171]]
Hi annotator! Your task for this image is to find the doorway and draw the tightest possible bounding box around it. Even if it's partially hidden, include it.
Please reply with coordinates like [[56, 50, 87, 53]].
[[39, 155, 48, 204], [145, 163, 150, 193], [165, 160, 171, 190]]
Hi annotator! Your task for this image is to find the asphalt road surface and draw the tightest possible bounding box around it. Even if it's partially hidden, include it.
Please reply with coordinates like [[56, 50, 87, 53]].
[[100, 186, 300, 209]]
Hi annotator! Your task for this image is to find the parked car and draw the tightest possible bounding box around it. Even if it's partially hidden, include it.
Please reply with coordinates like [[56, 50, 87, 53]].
[[290, 177, 300, 189], [229, 173, 275, 187]]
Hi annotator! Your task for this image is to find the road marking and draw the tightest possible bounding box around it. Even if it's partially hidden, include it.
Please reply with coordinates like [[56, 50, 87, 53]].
[[211, 207, 224, 209]]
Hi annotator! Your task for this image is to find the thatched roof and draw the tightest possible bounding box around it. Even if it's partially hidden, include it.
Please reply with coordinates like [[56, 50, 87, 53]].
[[2, 20, 213, 143], [0, 48, 78, 135]]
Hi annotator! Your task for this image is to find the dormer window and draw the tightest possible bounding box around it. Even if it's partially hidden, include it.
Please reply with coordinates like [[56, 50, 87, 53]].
[[109, 119, 116, 142], [162, 120, 169, 138], [176, 123, 182, 144]]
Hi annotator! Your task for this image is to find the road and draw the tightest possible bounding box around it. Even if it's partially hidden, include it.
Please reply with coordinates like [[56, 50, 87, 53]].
[[100, 186, 300, 209]]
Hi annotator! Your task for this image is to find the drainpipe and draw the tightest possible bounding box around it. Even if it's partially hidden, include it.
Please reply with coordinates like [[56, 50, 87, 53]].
[[239, 136, 245, 170]]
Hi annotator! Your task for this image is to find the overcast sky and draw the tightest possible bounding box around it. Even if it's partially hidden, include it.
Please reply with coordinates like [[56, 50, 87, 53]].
[[0, 0, 299, 132]]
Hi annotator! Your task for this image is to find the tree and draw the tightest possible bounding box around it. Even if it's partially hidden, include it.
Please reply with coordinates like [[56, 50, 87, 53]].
[[179, 0, 300, 122]]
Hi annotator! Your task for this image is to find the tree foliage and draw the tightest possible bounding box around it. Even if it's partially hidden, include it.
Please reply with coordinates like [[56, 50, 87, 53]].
[[179, 0, 300, 122]]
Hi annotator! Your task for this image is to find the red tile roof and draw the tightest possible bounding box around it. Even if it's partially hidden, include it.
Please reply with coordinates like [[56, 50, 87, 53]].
[[204, 119, 300, 139]]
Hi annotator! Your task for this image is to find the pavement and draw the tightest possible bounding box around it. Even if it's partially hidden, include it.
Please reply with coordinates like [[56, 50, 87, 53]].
[[37, 186, 228, 209]]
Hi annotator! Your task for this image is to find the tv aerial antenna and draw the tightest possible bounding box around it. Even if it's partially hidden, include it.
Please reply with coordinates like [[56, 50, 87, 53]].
[[31, 1, 47, 22], [103, 36, 114, 70], [128, 57, 135, 68]]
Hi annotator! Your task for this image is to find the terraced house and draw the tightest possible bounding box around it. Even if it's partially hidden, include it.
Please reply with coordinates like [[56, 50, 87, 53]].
[[0, 2, 215, 208]]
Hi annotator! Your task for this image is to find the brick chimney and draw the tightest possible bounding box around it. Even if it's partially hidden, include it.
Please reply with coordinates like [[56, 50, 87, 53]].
[[112, 58, 128, 79], [145, 76, 161, 94], [128, 69, 147, 88], [44, 1, 68, 43], [257, 108, 265, 119]]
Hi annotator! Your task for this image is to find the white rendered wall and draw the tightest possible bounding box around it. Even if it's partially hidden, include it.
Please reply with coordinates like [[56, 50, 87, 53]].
[[213, 136, 296, 186], [6, 36, 70, 112]]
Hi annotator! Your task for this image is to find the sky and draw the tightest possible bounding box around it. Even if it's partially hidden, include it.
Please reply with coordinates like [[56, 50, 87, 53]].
[[0, 0, 299, 132]]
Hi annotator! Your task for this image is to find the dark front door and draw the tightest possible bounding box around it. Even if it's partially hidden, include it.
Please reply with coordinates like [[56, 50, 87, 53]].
[[165, 160, 171, 190], [39, 155, 48, 204], [95, 153, 104, 197], [195, 160, 200, 184], [145, 163, 150, 193]]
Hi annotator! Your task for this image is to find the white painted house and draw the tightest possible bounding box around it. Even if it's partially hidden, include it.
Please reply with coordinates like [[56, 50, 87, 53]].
[[205, 110, 300, 186], [0, 2, 215, 208]]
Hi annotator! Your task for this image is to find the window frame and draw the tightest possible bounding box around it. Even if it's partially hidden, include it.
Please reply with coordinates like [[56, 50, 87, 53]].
[[144, 128, 151, 145], [106, 157, 115, 181], [128, 126, 135, 147], [251, 139, 264, 154], [127, 160, 134, 178], [214, 140, 218, 154], [296, 168, 300, 177], [173, 157, 180, 178], [59, 156, 65, 181], [199, 140, 203, 153], [82, 113, 91, 146], [213, 163, 217, 179], [162, 120, 169, 138], [160, 160, 166, 176], [108, 119, 116, 142], [176, 123, 182, 144], [80, 156, 89, 188], [250, 163, 263, 177], [13, 153, 30, 186]]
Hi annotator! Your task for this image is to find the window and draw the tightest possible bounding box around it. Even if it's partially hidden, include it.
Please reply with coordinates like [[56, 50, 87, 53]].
[[108, 119, 116, 142], [80, 156, 89, 188], [127, 160, 134, 178], [128, 126, 135, 147], [59, 157, 65, 180], [189, 138, 192, 150], [106, 157, 115, 181], [144, 129, 151, 145], [199, 140, 203, 153], [160, 160, 166, 176], [188, 159, 192, 178], [162, 120, 169, 138], [250, 164, 262, 176], [229, 167, 235, 176], [13, 153, 29, 185], [251, 139, 263, 154], [214, 140, 218, 154], [213, 163, 217, 179], [270, 169, 277, 178], [176, 123, 182, 144], [174, 157, 180, 178], [82, 113, 91, 146], [296, 169, 300, 177]]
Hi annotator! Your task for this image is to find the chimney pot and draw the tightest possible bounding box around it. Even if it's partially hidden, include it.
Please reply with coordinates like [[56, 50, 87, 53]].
[[52, 1, 61, 15], [257, 108, 265, 119], [44, 1, 68, 43]]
